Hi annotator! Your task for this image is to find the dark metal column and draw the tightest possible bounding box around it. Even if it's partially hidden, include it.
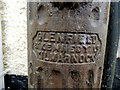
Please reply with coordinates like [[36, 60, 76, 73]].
[[101, 2, 119, 89]]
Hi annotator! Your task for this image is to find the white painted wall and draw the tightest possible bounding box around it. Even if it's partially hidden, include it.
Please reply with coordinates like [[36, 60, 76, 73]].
[[0, 13, 4, 90], [1, 0, 27, 75]]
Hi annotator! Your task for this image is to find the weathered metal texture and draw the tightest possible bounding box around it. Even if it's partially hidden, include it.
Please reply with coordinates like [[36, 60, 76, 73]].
[[28, 1, 110, 88]]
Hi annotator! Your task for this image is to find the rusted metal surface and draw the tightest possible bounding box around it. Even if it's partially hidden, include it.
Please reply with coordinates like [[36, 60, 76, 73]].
[[28, 1, 110, 88]]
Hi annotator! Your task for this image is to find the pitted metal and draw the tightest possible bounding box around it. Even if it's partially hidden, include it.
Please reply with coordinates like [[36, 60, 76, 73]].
[[28, 1, 110, 88]]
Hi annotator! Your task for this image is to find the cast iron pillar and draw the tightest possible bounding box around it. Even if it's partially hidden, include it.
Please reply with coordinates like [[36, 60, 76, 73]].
[[28, 1, 110, 88]]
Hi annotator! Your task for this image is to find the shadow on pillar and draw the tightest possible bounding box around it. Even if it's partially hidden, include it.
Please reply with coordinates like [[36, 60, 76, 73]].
[[113, 58, 120, 89]]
